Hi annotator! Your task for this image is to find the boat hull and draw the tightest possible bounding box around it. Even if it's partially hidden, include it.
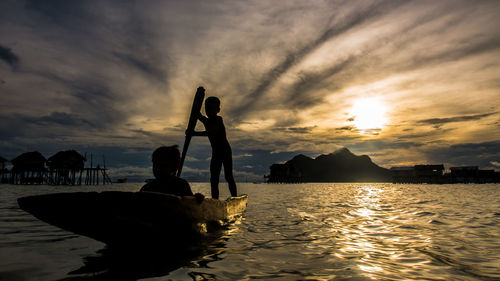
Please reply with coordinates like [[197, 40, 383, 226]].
[[18, 191, 248, 247]]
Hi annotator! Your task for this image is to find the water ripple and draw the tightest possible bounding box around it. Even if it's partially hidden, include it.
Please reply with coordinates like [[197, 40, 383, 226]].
[[1, 183, 500, 280]]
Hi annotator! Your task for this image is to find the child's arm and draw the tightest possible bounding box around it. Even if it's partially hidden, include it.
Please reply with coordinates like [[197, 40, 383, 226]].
[[187, 112, 208, 137], [197, 113, 208, 124]]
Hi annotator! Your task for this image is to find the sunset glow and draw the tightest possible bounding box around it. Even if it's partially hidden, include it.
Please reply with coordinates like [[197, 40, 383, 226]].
[[0, 1, 499, 180], [350, 98, 388, 133], [1, 2, 500, 281]]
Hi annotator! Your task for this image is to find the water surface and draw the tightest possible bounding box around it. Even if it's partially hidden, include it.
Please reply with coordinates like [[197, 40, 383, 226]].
[[1, 183, 499, 280]]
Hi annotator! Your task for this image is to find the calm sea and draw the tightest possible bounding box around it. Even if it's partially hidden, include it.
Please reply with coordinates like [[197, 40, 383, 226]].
[[1, 183, 499, 281]]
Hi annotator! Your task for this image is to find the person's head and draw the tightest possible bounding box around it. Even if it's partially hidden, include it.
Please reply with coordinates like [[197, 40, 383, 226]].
[[205, 96, 220, 117], [152, 145, 180, 179]]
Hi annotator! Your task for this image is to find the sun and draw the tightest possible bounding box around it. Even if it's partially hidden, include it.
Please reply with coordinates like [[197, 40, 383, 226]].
[[349, 98, 388, 133]]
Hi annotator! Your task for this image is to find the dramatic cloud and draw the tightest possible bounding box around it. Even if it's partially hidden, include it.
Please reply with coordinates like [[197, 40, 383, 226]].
[[0, 0, 499, 180], [0, 45, 19, 70], [228, 0, 406, 118], [417, 112, 497, 126]]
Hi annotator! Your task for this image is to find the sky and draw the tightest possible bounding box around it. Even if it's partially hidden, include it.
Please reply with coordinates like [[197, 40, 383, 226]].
[[1, 0, 499, 181]]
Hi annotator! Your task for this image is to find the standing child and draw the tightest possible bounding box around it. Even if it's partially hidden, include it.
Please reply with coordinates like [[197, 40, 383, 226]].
[[191, 96, 237, 199]]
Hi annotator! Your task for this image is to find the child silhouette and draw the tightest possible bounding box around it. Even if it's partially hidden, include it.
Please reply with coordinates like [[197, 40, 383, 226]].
[[141, 145, 197, 197], [192, 96, 237, 199]]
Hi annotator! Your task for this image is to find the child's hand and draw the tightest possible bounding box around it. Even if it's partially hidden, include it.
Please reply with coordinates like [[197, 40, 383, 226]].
[[194, 193, 205, 203]]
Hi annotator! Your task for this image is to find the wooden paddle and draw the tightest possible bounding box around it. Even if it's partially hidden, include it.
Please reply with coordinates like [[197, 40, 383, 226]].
[[177, 86, 205, 177]]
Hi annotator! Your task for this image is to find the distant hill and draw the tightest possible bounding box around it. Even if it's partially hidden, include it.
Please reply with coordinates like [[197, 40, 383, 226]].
[[268, 148, 391, 182]]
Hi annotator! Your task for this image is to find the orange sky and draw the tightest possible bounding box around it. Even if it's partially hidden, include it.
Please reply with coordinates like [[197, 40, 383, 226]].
[[0, 0, 499, 180]]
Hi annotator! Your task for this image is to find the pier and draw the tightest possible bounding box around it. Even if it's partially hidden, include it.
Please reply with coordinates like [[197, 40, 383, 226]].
[[1, 150, 112, 185], [390, 165, 500, 184]]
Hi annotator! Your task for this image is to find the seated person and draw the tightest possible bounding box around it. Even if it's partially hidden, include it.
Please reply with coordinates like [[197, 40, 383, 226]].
[[141, 145, 199, 198]]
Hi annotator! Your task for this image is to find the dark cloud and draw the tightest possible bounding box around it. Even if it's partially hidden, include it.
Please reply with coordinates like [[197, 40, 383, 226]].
[[113, 52, 166, 81], [0, 0, 499, 179], [417, 112, 496, 125], [262, 1, 500, 115], [3, 0, 170, 132], [31, 112, 95, 127], [350, 139, 425, 151], [228, 148, 314, 177], [0, 115, 27, 140], [28, 71, 126, 129], [408, 37, 500, 71], [129, 129, 155, 137], [71, 80, 114, 106], [284, 126, 317, 134], [347, 140, 500, 169], [229, 0, 407, 119], [0, 44, 19, 70], [0, 112, 94, 142], [23, 0, 169, 83], [347, 3, 500, 78], [425, 141, 500, 168], [447, 141, 500, 154], [24, 0, 97, 29], [397, 128, 454, 140], [336, 126, 356, 131], [285, 57, 355, 109], [335, 126, 382, 136], [228, 1, 490, 119]]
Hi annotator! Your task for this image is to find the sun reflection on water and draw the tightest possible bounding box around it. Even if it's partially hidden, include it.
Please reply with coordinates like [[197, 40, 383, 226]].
[[359, 265, 383, 272], [338, 184, 399, 278]]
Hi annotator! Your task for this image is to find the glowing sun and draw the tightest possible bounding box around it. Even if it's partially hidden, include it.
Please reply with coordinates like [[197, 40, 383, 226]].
[[349, 98, 388, 132]]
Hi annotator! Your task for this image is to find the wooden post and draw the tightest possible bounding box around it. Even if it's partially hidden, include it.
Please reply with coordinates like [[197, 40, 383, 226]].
[[90, 154, 93, 185], [102, 155, 106, 186]]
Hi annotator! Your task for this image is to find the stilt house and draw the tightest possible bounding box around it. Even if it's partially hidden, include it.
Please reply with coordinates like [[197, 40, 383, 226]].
[[47, 150, 86, 185], [11, 151, 47, 184]]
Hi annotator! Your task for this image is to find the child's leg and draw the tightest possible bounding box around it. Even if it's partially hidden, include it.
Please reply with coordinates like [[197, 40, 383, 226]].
[[210, 155, 223, 199], [223, 153, 237, 197]]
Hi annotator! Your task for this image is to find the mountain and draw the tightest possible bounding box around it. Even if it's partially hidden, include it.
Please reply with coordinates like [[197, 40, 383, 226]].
[[269, 148, 391, 182]]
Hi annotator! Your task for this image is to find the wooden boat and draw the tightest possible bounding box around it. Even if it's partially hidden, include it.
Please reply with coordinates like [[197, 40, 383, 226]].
[[18, 191, 248, 247]]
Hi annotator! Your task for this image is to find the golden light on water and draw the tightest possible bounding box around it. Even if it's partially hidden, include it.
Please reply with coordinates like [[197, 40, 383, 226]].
[[350, 98, 388, 133]]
